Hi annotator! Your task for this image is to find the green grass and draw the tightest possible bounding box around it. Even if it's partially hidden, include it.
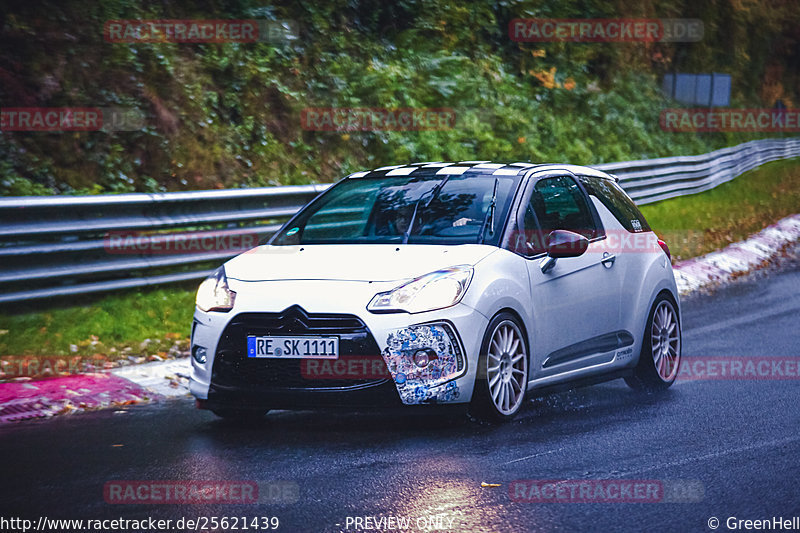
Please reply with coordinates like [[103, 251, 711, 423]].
[[640, 158, 800, 262], [0, 286, 196, 360], [1, 158, 799, 359]]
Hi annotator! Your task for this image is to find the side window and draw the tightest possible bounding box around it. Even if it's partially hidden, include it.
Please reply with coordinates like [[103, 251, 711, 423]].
[[516, 176, 598, 255], [578, 176, 651, 233], [533, 176, 597, 236]]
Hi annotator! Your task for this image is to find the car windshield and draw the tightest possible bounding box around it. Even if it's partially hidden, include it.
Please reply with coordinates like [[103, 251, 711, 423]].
[[271, 173, 520, 246]]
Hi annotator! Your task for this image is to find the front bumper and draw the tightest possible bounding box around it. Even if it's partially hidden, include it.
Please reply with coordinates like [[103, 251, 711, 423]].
[[190, 280, 488, 410]]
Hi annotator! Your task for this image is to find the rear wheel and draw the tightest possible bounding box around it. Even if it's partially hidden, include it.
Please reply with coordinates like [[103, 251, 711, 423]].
[[625, 295, 681, 391], [470, 313, 529, 422]]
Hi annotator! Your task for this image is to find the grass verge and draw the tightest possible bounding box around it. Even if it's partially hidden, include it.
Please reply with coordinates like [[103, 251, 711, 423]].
[[0, 286, 196, 362], [1, 157, 799, 360], [640, 158, 800, 262]]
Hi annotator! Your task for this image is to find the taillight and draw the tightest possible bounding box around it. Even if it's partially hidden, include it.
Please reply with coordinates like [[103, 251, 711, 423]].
[[657, 238, 671, 261]]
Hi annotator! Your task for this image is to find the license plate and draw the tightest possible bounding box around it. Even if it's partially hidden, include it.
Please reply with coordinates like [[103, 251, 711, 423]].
[[246, 335, 339, 359]]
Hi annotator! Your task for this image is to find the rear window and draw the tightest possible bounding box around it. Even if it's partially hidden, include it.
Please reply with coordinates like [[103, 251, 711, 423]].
[[578, 176, 650, 233]]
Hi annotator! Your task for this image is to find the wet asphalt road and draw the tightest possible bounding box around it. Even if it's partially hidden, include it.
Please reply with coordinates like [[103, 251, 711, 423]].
[[1, 249, 799, 533]]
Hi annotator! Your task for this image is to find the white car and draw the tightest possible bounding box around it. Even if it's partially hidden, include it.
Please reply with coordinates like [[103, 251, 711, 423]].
[[190, 161, 681, 422]]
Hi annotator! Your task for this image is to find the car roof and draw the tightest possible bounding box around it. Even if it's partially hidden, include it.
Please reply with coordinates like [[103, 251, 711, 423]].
[[345, 161, 616, 181]]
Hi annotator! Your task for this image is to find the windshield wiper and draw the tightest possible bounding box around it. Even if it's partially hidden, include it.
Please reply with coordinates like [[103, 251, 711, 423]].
[[402, 175, 452, 244], [477, 178, 498, 244]]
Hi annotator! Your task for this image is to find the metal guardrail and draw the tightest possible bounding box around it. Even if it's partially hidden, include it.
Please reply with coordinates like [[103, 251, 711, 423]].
[[1, 137, 798, 303], [596, 138, 800, 204]]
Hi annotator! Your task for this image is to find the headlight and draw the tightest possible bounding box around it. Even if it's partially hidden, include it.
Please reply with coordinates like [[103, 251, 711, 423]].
[[196, 267, 236, 312], [367, 265, 473, 314]]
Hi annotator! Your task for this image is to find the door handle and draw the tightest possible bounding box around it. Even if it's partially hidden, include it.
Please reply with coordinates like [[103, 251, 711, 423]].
[[601, 252, 616, 267]]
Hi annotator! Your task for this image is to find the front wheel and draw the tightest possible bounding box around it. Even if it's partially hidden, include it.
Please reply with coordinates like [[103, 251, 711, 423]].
[[469, 313, 529, 422], [625, 295, 681, 392]]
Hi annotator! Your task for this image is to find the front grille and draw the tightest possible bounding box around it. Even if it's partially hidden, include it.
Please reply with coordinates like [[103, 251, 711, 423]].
[[211, 305, 388, 389]]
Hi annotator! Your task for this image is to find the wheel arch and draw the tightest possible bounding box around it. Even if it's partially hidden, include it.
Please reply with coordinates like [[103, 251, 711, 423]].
[[652, 287, 681, 332], [631, 286, 681, 368], [469, 306, 531, 421], [657, 287, 680, 315], [491, 306, 532, 354]]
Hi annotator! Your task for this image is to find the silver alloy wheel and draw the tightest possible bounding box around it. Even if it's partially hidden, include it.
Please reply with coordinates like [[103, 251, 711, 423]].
[[486, 320, 527, 415], [652, 301, 680, 382]]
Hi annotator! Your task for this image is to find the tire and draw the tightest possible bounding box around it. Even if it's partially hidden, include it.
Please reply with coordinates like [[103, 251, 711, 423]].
[[469, 312, 529, 422], [625, 294, 681, 392]]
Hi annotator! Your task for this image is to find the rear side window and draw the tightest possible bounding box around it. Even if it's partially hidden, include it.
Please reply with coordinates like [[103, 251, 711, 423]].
[[579, 176, 650, 233]]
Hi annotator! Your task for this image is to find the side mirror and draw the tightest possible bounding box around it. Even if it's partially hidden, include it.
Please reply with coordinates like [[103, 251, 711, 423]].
[[540, 230, 589, 273], [546, 229, 589, 258]]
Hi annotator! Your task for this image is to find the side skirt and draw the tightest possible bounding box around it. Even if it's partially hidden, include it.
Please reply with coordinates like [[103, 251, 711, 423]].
[[526, 368, 633, 398]]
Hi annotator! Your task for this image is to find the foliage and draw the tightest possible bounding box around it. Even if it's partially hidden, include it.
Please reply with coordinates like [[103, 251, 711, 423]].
[[0, 0, 798, 195]]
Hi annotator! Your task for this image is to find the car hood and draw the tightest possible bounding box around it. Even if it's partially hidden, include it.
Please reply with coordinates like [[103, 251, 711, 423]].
[[225, 244, 497, 283]]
